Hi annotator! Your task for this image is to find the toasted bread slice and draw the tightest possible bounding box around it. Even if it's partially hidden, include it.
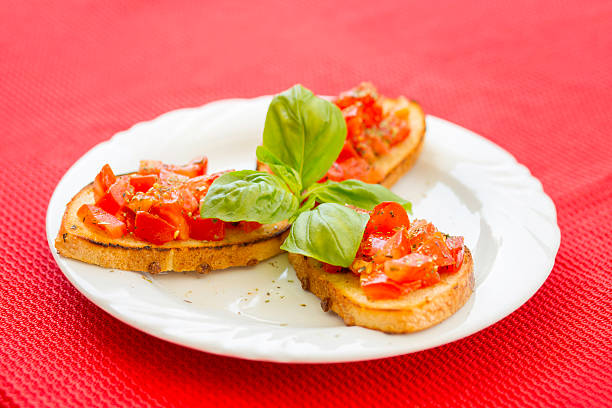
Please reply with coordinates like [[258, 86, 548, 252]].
[[288, 248, 474, 333], [55, 183, 290, 273]]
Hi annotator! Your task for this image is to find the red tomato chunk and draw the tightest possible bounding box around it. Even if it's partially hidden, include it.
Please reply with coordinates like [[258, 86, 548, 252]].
[[134, 211, 177, 245], [77, 204, 126, 239]]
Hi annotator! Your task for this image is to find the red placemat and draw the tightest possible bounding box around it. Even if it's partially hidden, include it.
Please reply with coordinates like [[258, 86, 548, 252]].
[[1, 1, 611, 407]]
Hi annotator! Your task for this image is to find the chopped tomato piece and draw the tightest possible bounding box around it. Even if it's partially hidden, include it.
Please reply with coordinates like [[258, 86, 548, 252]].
[[138, 157, 207, 178], [185, 170, 230, 201], [93, 164, 117, 202], [239, 221, 262, 233], [407, 219, 437, 248], [372, 228, 411, 264], [122, 210, 136, 234], [359, 232, 393, 258], [178, 187, 199, 215], [360, 270, 403, 300], [134, 211, 176, 245], [336, 140, 360, 163], [96, 177, 133, 215], [95, 192, 121, 216], [166, 156, 208, 178], [129, 174, 158, 193], [152, 206, 189, 240], [367, 133, 390, 156], [127, 191, 157, 213], [187, 216, 225, 241], [440, 236, 465, 273], [159, 169, 189, 185], [138, 160, 163, 175], [383, 253, 438, 284], [417, 233, 454, 267], [354, 141, 377, 163], [365, 202, 410, 234], [77, 204, 126, 239]]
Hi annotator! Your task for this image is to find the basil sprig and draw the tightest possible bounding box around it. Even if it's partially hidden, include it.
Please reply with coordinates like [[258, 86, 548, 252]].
[[201, 84, 412, 267]]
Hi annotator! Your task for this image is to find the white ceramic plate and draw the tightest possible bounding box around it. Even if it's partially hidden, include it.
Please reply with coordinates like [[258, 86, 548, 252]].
[[46, 96, 560, 363]]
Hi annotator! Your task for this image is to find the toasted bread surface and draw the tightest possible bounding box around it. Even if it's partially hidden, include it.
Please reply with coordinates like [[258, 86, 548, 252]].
[[289, 248, 474, 333], [55, 183, 290, 273]]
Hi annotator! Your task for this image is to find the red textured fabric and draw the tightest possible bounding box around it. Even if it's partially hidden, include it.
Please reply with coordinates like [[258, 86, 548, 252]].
[[1, 0, 611, 406]]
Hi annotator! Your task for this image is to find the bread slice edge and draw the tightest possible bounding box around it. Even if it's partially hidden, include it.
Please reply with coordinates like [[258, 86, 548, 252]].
[[55, 183, 290, 273], [289, 248, 474, 333]]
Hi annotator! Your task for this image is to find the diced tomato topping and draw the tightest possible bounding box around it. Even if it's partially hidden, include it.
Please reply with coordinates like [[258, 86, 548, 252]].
[[368, 133, 390, 156], [417, 233, 454, 267], [138, 160, 163, 175], [127, 191, 157, 213], [178, 187, 199, 215], [95, 192, 122, 216], [122, 210, 136, 234], [77, 204, 126, 239], [372, 228, 411, 264], [93, 164, 117, 202], [440, 236, 465, 273], [129, 174, 158, 193], [406, 219, 437, 248], [140, 157, 208, 178], [152, 207, 189, 241], [360, 270, 403, 300], [158, 169, 189, 185], [109, 177, 133, 207], [336, 140, 360, 163], [185, 173, 219, 201], [187, 216, 225, 241], [138, 156, 208, 178], [359, 232, 393, 258], [322, 83, 413, 184], [239, 221, 262, 233], [96, 177, 133, 215], [365, 202, 410, 234], [134, 211, 176, 245], [166, 156, 208, 178], [383, 253, 438, 283]]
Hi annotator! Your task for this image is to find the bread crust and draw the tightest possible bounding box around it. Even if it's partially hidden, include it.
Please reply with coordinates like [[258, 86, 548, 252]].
[[289, 248, 474, 333], [55, 183, 290, 273]]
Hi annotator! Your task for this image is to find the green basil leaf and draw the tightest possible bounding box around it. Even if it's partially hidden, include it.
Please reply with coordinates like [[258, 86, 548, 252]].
[[309, 179, 412, 213], [263, 84, 346, 189], [256, 146, 302, 196], [200, 170, 299, 224], [280, 203, 369, 267]]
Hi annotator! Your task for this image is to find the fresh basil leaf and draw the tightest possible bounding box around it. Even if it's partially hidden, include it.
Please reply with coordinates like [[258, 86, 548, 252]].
[[309, 179, 412, 213], [281, 203, 369, 267], [263, 84, 346, 189], [256, 146, 302, 196], [200, 170, 298, 224]]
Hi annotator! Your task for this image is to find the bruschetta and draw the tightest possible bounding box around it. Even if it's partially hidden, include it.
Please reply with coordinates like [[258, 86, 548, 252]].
[[258, 82, 426, 187], [55, 158, 290, 273], [287, 202, 474, 333]]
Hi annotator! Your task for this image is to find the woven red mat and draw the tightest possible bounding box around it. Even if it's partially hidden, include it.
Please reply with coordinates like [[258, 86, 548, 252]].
[[1, 1, 611, 407]]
